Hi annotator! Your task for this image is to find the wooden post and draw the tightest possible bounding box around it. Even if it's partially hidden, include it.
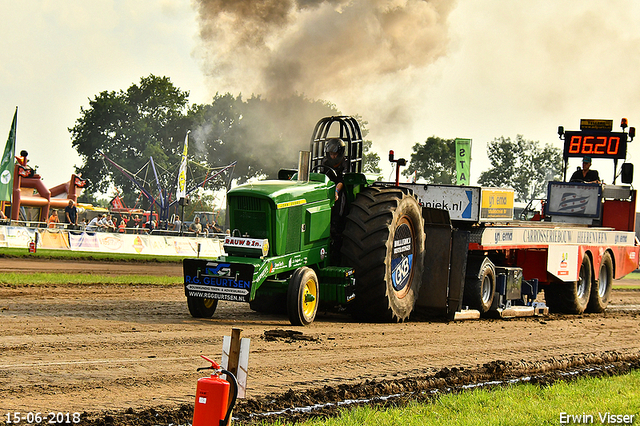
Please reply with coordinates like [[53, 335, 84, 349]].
[[224, 327, 242, 426], [227, 328, 242, 377]]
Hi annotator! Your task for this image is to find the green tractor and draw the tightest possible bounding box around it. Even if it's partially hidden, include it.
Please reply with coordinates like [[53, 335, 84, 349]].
[[183, 116, 426, 325]]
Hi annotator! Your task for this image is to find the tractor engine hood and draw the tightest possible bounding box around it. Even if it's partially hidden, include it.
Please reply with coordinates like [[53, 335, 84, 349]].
[[228, 173, 334, 207]]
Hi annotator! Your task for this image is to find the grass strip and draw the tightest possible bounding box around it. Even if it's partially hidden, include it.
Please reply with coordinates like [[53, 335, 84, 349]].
[[622, 271, 640, 280], [0, 272, 180, 286], [613, 284, 640, 290], [0, 247, 182, 263], [266, 370, 640, 426]]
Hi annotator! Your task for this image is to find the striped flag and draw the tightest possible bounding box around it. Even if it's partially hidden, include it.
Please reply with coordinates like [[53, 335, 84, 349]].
[[176, 130, 189, 200], [558, 192, 589, 213], [0, 107, 17, 202]]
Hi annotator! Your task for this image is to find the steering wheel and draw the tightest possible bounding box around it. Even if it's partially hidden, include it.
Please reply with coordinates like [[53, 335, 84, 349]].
[[311, 164, 338, 180]]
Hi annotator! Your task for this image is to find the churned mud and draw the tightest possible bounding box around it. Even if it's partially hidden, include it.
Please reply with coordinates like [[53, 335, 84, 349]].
[[1, 259, 639, 425]]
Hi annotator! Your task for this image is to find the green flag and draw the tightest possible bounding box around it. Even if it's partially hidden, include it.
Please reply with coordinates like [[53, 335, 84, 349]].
[[0, 107, 17, 202], [455, 138, 471, 186]]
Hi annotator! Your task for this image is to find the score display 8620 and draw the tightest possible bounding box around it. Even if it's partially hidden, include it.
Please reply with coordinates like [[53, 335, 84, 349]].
[[563, 131, 628, 160]]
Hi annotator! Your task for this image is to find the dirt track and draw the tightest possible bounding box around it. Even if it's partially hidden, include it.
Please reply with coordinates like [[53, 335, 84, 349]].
[[1, 259, 640, 424]]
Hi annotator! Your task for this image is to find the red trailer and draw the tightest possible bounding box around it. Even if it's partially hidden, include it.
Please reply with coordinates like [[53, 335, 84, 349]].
[[402, 118, 639, 319]]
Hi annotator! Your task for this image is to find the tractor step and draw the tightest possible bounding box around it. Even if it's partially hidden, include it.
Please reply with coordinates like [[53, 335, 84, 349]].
[[317, 266, 355, 279]]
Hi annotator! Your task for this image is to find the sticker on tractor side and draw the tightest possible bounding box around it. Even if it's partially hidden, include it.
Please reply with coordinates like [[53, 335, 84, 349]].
[[391, 223, 413, 292]]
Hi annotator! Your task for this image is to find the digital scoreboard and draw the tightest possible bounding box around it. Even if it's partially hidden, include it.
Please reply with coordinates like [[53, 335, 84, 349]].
[[563, 131, 627, 160], [561, 119, 631, 160]]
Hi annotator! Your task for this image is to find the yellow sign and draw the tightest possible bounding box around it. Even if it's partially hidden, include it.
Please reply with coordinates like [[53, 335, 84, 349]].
[[580, 119, 613, 131], [276, 199, 307, 209], [480, 188, 514, 220]]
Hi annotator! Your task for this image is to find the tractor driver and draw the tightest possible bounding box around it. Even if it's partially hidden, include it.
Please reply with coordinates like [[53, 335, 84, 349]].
[[322, 138, 349, 263], [322, 138, 349, 204]]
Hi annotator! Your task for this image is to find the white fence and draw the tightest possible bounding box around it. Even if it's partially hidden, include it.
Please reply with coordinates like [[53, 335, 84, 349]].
[[0, 225, 224, 258]]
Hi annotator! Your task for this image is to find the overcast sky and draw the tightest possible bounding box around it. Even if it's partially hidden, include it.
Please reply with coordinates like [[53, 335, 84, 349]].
[[2, 0, 640, 190]]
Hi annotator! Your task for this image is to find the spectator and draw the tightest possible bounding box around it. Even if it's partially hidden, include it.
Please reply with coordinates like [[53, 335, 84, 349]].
[[143, 218, 155, 234], [118, 216, 127, 233], [86, 215, 102, 232], [189, 216, 202, 236], [133, 215, 141, 233], [64, 200, 78, 229], [47, 211, 60, 228], [99, 214, 116, 232], [172, 215, 182, 233]]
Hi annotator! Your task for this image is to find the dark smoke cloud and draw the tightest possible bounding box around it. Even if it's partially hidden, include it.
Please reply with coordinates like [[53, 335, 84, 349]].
[[194, 0, 455, 101]]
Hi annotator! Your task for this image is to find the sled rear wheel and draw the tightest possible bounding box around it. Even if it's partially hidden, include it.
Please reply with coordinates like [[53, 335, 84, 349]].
[[545, 254, 592, 314], [587, 252, 613, 313], [463, 259, 496, 314]]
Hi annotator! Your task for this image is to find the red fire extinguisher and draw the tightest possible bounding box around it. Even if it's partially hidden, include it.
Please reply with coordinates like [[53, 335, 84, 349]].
[[193, 355, 238, 426], [28, 233, 38, 253]]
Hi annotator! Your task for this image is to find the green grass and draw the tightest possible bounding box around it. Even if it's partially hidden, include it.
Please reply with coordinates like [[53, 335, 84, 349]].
[[260, 371, 640, 426], [613, 271, 640, 289], [0, 272, 181, 286], [613, 284, 640, 289], [0, 247, 182, 263], [622, 271, 640, 280]]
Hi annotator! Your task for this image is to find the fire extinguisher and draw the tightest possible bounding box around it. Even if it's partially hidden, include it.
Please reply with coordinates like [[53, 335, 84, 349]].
[[28, 233, 38, 253], [193, 355, 238, 426]]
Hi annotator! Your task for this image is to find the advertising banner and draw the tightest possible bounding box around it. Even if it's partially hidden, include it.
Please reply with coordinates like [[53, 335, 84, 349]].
[[39, 229, 70, 249], [455, 138, 471, 185], [480, 188, 514, 221], [401, 183, 480, 222], [3, 225, 224, 258]]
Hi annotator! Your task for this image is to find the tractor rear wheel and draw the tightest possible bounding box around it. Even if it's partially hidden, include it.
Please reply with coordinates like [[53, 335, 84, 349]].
[[586, 252, 613, 313], [287, 267, 319, 326], [545, 254, 592, 314], [342, 186, 426, 322], [187, 296, 218, 318]]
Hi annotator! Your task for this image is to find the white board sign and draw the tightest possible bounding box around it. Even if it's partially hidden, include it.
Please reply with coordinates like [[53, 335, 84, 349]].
[[547, 245, 579, 282], [399, 183, 481, 222]]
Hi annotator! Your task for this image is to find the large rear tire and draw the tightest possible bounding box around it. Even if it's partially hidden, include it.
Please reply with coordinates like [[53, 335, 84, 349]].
[[545, 254, 592, 314], [187, 296, 218, 318], [342, 186, 426, 322], [287, 267, 319, 326], [587, 252, 613, 313]]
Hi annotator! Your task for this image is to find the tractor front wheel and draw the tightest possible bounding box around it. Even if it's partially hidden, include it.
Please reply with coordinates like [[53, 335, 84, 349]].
[[187, 296, 218, 318], [287, 267, 319, 326]]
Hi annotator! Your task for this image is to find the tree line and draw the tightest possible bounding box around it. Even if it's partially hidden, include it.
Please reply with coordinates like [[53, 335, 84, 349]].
[[402, 136, 562, 202], [70, 75, 560, 209]]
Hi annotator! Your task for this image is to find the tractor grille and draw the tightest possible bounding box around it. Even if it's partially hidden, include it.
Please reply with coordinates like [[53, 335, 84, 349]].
[[236, 196, 263, 211], [231, 196, 269, 239], [286, 205, 303, 253]]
